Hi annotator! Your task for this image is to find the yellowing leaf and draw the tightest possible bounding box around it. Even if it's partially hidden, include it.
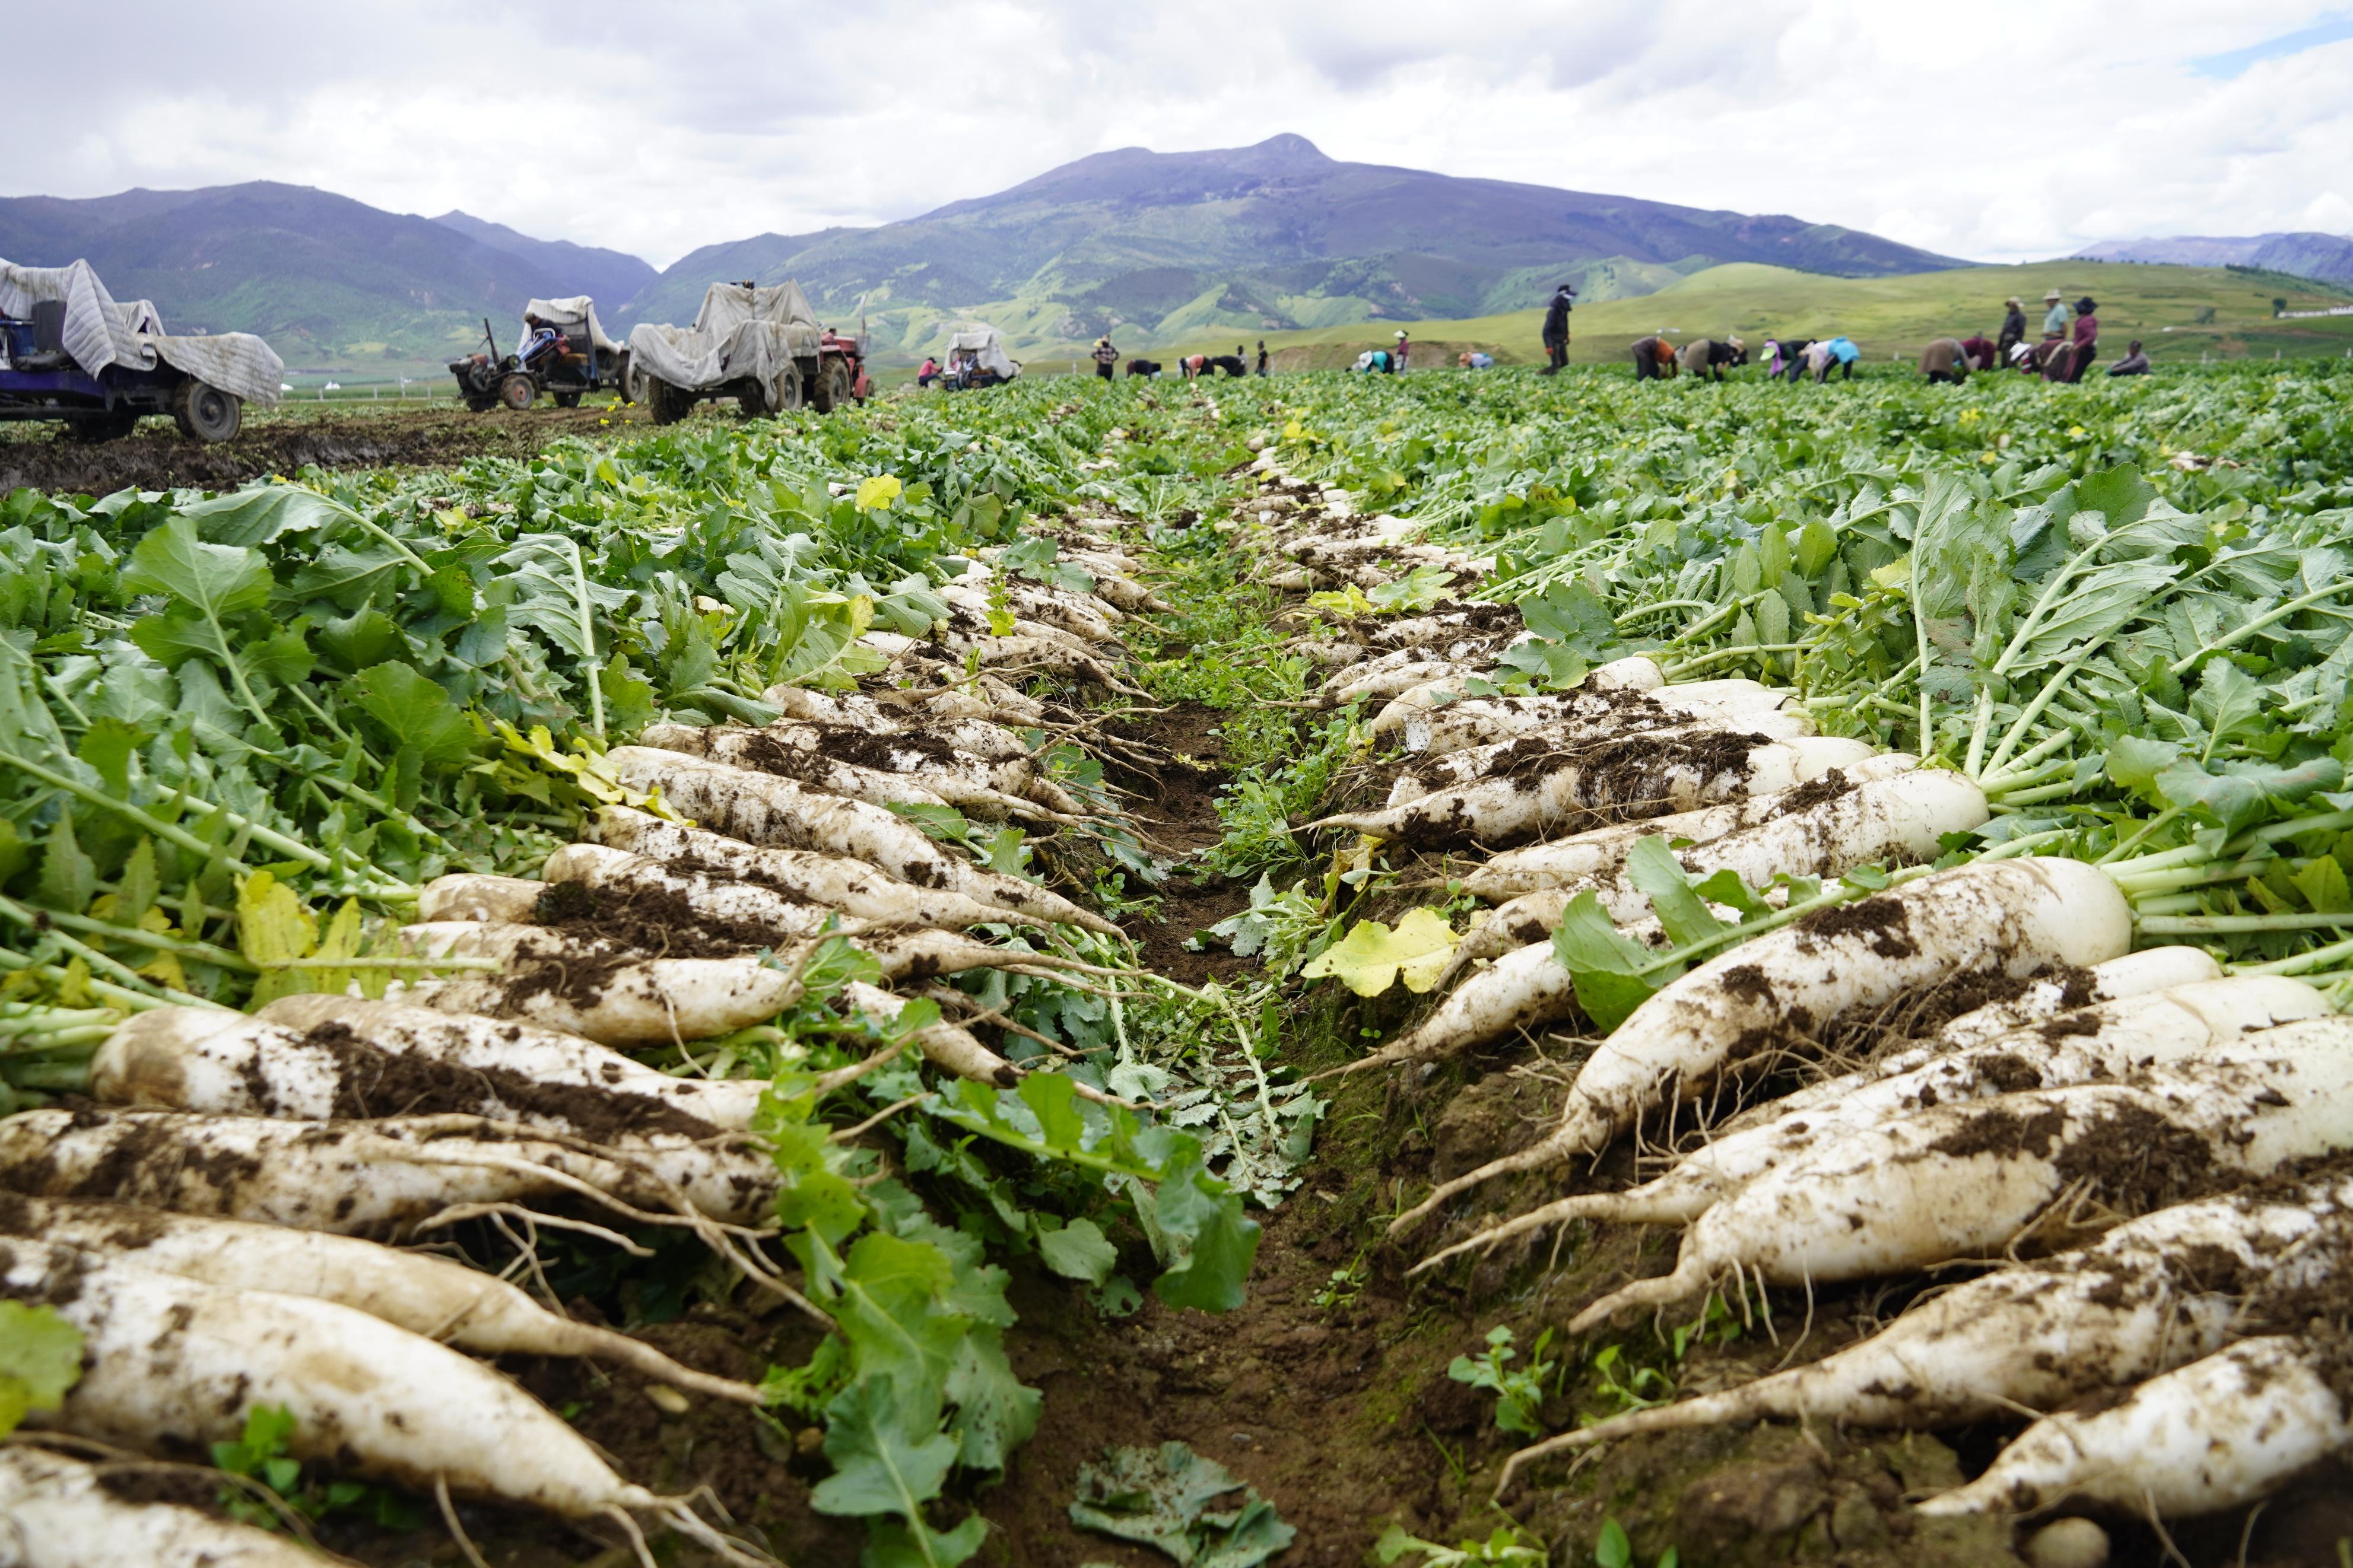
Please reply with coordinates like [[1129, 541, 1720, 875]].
[[238, 870, 318, 1007], [1305, 584, 1376, 619], [1301, 908, 1459, 997], [1869, 554, 1912, 591], [854, 475, 903, 512], [0, 1301, 83, 1435]]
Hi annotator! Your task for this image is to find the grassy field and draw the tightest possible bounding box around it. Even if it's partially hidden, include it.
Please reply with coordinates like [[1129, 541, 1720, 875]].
[[1161, 260, 2353, 370]]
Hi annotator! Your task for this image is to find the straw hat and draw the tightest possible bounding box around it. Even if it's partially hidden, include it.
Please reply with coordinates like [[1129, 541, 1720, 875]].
[[1394, 329, 1408, 339], [1728, 335, 1745, 348], [2005, 296, 2022, 308], [2043, 288, 2063, 302]]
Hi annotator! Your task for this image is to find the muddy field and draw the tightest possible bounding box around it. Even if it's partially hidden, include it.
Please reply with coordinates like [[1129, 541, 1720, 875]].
[[0, 400, 649, 494]]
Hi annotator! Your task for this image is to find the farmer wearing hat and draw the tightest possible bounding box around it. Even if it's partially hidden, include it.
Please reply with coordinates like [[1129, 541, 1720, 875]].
[[1541, 282, 1576, 374], [1391, 329, 1410, 373], [1091, 336, 1118, 381], [2041, 288, 2071, 340], [1998, 296, 2028, 359]]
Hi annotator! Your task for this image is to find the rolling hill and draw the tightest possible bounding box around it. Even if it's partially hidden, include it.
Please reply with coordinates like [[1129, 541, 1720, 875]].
[[430, 211, 655, 314], [1167, 260, 2353, 373], [614, 135, 1970, 361]]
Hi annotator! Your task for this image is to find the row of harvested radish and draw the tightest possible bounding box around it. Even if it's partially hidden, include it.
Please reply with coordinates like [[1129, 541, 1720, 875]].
[[1245, 460, 2353, 1534], [0, 542, 1166, 1561]]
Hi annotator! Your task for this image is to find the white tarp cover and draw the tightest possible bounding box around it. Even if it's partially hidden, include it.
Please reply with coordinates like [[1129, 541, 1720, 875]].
[[626, 281, 823, 394], [0, 258, 284, 405], [523, 296, 621, 354], [942, 323, 1018, 379]]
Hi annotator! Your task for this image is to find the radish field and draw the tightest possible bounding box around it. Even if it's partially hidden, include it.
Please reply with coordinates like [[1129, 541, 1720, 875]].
[[4, 361, 2353, 1568]]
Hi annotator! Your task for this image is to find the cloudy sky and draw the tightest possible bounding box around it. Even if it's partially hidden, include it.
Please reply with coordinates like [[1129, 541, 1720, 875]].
[[10, 1, 2352, 267]]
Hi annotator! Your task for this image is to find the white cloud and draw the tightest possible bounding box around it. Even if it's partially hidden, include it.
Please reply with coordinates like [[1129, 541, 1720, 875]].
[[1, 0, 2347, 266]]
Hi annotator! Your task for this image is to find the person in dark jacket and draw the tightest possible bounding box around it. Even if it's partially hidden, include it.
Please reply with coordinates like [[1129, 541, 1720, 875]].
[[1255, 340, 1269, 376], [1126, 358, 1162, 378], [1091, 338, 1118, 380], [1767, 338, 1814, 381], [1630, 335, 1676, 380], [1997, 297, 2028, 358], [1541, 284, 1575, 373], [2107, 340, 2151, 376]]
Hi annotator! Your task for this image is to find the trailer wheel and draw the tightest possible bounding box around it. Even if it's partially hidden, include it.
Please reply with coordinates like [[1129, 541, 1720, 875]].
[[498, 374, 536, 411], [645, 377, 690, 425], [553, 391, 582, 409], [812, 358, 853, 414], [615, 351, 636, 405], [65, 411, 139, 443], [171, 380, 243, 443]]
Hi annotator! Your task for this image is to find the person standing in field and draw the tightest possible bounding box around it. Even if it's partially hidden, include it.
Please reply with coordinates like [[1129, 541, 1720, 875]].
[[1998, 296, 2028, 359], [2041, 288, 2070, 340], [1255, 340, 1269, 376], [1391, 329, 1409, 372], [1630, 335, 1677, 380], [2065, 297, 2098, 382], [1091, 338, 1118, 381], [1541, 283, 1575, 374]]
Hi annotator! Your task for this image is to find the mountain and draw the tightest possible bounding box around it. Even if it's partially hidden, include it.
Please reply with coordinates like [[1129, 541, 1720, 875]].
[[431, 211, 655, 311], [617, 134, 1971, 359], [0, 182, 633, 363], [2081, 231, 2353, 287]]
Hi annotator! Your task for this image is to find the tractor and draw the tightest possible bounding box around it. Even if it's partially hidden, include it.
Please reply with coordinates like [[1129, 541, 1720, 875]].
[[625, 281, 868, 424], [450, 297, 630, 411]]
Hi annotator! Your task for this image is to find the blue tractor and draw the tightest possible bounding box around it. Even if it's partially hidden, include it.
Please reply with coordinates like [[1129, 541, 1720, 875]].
[[0, 298, 255, 443]]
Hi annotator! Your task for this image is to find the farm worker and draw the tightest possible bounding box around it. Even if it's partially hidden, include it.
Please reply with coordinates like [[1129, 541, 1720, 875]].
[[2039, 338, 2079, 381], [2066, 297, 2098, 381], [2041, 288, 2069, 338], [916, 356, 941, 388], [1091, 338, 1117, 381], [1256, 341, 1269, 376], [1998, 297, 2028, 358], [2108, 339, 2151, 376], [1919, 338, 1970, 383], [1822, 336, 1860, 380], [1391, 329, 1409, 372], [1541, 284, 1574, 373], [1629, 335, 1676, 380], [1459, 351, 1494, 370], [1958, 334, 1999, 371], [1676, 337, 1746, 380]]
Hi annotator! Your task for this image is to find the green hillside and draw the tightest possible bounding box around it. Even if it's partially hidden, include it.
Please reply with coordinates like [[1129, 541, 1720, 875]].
[[1146, 260, 2353, 371]]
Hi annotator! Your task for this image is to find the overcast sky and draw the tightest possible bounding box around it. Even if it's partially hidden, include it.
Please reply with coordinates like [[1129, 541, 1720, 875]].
[[8, 1, 2351, 268]]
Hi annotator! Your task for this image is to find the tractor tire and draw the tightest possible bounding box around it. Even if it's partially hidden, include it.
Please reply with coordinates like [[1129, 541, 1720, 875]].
[[812, 357, 853, 414], [464, 397, 497, 414], [498, 374, 536, 411], [616, 351, 637, 405], [553, 391, 582, 409], [65, 411, 139, 443], [645, 377, 690, 425], [739, 367, 804, 417], [171, 380, 243, 443]]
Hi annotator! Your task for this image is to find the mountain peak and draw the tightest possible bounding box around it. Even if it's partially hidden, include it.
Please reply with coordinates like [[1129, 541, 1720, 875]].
[[1247, 133, 1327, 164]]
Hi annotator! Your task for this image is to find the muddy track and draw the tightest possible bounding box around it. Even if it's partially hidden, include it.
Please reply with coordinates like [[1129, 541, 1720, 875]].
[[0, 403, 652, 495]]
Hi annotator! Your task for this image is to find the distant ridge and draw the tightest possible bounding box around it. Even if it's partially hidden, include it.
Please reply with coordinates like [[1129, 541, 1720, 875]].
[[617, 134, 1973, 359], [2079, 231, 2353, 287], [431, 211, 655, 313]]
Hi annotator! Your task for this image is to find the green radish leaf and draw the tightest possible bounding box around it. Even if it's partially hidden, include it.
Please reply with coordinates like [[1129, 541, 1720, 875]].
[[0, 1302, 82, 1435], [811, 1376, 961, 1519], [2106, 734, 2183, 799], [1596, 1518, 1633, 1568], [315, 606, 406, 673], [1795, 519, 1840, 577], [2190, 660, 2266, 756], [34, 805, 95, 913], [352, 663, 474, 768], [1149, 1147, 1260, 1314], [123, 517, 273, 621], [1622, 837, 1726, 947], [944, 1328, 1039, 1471], [1549, 891, 1664, 1033], [75, 716, 142, 797], [2292, 857, 2353, 914], [176, 484, 354, 547], [2072, 466, 2156, 531], [1036, 1218, 1118, 1286]]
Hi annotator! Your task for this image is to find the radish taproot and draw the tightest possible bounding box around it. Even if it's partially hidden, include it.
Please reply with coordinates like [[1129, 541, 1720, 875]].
[[638, 721, 1076, 822], [1565, 1031, 2353, 1331], [256, 994, 767, 1126], [1456, 758, 1923, 902], [1500, 1172, 2353, 1487], [0, 1191, 759, 1402], [0, 1107, 772, 1228], [390, 918, 1079, 1046], [1916, 1337, 2351, 1520], [1439, 771, 1992, 976], [1385, 857, 2133, 1229], [1394, 690, 1815, 759], [588, 806, 1040, 931], [1310, 733, 1878, 848], [0, 1445, 341, 1568], [3, 1239, 766, 1556], [88, 1004, 752, 1144], [1417, 975, 2330, 1270], [419, 872, 548, 924], [1385, 715, 1824, 805], [606, 747, 1116, 932]]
